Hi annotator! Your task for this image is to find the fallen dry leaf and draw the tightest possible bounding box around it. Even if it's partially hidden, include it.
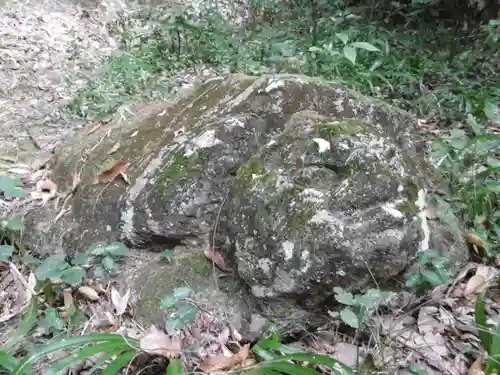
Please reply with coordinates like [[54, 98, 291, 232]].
[[62, 291, 74, 311], [198, 343, 250, 372], [93, 160, 129, 185], [465, 275, 486, 296], [78, 286, 100, 301], [465, 231, 485, 250], [140, 325, 182, 358], [203, 247, 232, 272], [107, 142, 120, 155], [110, 287, 130, 316], [31, 179, 58, 204]]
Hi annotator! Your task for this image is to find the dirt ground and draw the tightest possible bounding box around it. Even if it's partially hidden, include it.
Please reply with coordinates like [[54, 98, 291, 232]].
[[0, 0, 127, 165]]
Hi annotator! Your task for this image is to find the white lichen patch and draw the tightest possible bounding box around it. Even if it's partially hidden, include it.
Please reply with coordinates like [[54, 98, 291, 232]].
[[416, 188, 430, 251], [266, 139, 277, 147], [281, 241, 295, 260], [381, 199, 406, 219], [224, 117, 245, 130], [309, 209, 345, 232], [313, 138, 330, 153], [264, 78, 285, 93], [120, 144, 179, 242], [299, 188, 325, 204], [183, 129, 223, 157], [258, 258, 273, 275], [300, 250, 311, 272]]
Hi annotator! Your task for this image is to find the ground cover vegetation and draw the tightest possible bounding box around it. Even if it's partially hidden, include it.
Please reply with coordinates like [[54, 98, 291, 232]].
[[0, 0, 499, 373]]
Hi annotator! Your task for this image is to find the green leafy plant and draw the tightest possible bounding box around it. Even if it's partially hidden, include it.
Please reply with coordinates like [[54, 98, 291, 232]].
[[0, 333, 140, 375], [430, 113, 500, 256], [252, 334, 356, 375], [475, 289, 500, 374], [406, 249, 452, 289], [160, 287, 198, 333], [333, 287, 395, 329], [85, 241, 132, 278]]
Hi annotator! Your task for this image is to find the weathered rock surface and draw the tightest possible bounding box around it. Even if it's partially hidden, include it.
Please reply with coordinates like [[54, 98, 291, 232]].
[[21, 74, 469, 333]]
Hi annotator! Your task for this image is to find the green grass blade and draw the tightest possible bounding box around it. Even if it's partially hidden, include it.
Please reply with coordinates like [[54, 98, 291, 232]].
[[475, 291, 492, 352], [167, 358, 183, 375], [0, 349, 20, 372], [256, 352, 354, 375], [486, 324, 500, 374], [12, 334, 138, 375], [261, 362, 321, 375], [99, 351, 135, 375], [252, 344, 278, 361], [256, 339, 301, 355], [46, 341, 133, 375], [6, 299, 39, 351]]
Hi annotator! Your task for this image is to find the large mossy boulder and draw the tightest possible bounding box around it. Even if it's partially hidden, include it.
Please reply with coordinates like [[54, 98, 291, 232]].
[[22, 74, 469, 332]]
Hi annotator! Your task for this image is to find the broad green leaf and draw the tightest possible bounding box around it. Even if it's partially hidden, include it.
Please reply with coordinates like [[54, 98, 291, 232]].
[[167, 359, 183, 375], [161, 249, 174, 260], [160, 287, 193, 308], [72, 253, 90, 266], [335, 33, 349, 45], [342, 45, 357, 64], [0, 176, 26, 198], [421, 269, 447, 286], [101, 256, 115, 271], [88, 241, 108, 256], [39, 308, 66, 332], [335, 291, 355, 306], [165, 317, 185, 333], [93, 265, 106, 279], [5, 217, 24, 231], [0, 244, 13, 261], [476, 291, 492, 352], [21, 252, 41, 266], [340, 308, 359, 329], [61, 267, 85, 286], [35, 255, 69, 280], [484, 102, 500, 121], [103, 242, 131, 256], [177, 303, 198, 323], [350, 41, 380, 51]]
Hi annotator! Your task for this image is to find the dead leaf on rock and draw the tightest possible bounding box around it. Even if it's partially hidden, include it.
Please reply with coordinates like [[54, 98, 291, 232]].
[[63, 291, 74, 311], [78, 286, 100, 301], [199, 343, 250, 373], [93, 160, 129, 185], [107, 142, 120, 155], [31, 179, 58, 204], [465, 275, 486, 296], [110, 287, 130, 316], [203, 247, 232, 272], [468, 355, 485, 375], [140, 325, 182, 358]]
